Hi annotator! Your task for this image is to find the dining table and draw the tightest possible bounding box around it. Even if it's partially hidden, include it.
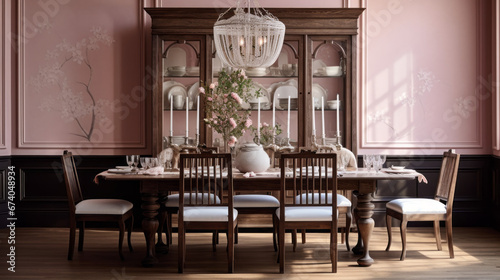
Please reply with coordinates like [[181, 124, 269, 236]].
[[95, 167, 425, 267]]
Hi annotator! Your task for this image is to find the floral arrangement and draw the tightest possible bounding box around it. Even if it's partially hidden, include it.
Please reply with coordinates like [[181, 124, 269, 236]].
[[251, 122, 282, 145], [200, 69, 257, 148]]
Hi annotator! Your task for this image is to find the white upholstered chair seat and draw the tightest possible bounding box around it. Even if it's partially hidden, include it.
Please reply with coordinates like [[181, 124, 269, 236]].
[[276, 206, 338, 222], [234, 194, 280, 208], [386, 198, 446, 215], [75, 199, 133, 215], [295, 193, 351, 207], [165, 193, 221, 207], [183, 206, 238, 222]]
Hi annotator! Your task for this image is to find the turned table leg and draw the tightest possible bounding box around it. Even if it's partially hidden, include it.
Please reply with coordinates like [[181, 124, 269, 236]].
[[141, 192, 160, 267], [353, 191, 375, 267]]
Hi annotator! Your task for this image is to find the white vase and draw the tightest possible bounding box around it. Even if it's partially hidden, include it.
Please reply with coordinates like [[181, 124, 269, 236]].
[[234, 143, 270, 173]]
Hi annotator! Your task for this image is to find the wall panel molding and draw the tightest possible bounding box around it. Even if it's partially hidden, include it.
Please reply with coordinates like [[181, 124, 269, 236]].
[[16, 0, 148, 150], [360, 0, 485, 151]]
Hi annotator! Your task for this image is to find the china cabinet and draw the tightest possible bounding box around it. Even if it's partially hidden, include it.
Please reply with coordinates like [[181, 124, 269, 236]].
[[146, 8, 364, 156]]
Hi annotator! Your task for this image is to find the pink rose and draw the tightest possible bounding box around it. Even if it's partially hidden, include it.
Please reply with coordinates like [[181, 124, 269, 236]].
[[228, 136, 238, 147], [231, 92, 242, 104], [207, 97, 213, 101], [199, 87, 205, 94], [214, 82, 218, 87], [209, 83, 215, 89], [229, 118, 237, 128], [245, 118, 252, 128], [263, 122, 269, 127], [224, 94, 228, 98]]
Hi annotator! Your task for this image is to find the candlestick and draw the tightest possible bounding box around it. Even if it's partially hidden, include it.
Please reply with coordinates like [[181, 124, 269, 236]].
[[336, 94, 340, 138], [185, 96, 189, 137], [170, 95, 173, 137], [312, 97, 316, 136], [321, 96, 325, 138], [196, 95, 200, 134], [257, 99, 261, 144], [287, 96, 291, 139]]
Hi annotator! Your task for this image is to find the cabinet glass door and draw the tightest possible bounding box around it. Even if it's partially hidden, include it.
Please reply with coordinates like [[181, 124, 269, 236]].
[[310, 37, 347, 148], [162, 39, 202, 149], [209, 38, 301, 151]]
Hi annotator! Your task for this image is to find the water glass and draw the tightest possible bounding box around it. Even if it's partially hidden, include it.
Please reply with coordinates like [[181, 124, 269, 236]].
[[126, 155, 134, 169]]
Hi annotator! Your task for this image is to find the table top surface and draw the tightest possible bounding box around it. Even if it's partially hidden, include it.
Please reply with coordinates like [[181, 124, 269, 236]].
[[96, 167, 422, 182]]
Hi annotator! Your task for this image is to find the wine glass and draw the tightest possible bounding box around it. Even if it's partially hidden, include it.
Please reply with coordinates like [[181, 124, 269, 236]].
[[140, 156, 146, 169], [132, 155, 140, 172], [363, 154, 373, 171], [126, 155, 134, 170]]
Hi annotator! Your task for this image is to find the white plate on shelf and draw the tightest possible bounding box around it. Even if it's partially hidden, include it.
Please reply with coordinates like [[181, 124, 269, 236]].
[[312, 83, 327, 109], [163, 81, 184, 108], [273, 84, 298, 110], [188, 82, 200, 107]]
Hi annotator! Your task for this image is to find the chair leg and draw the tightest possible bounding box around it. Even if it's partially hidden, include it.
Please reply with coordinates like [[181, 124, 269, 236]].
[[279, 224, 285, 273], [291, 229, 297, 252], [433, 220, 442, 251], [301, 229, 306, 244], [78, 221, 85, 252], [235, 225, 239, 244], [330, 228, 337, 273], [68, 221, 76, 260], [446, 219, 454, 258], [127, 215, 134, 252], [178, 224, 185, 273], [157, 209, 166, 245], [118, 219, 126, 261], [272, 214, 278, 252], [228, 225, 235, 273], [345, 209, 352, 251], [399, 218, 408, 261], [385, 213, 392, 251], [166, 212, 173, 245]]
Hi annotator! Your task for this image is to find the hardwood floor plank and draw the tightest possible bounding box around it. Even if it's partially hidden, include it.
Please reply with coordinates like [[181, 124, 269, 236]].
[[0, 227, 499, 279]]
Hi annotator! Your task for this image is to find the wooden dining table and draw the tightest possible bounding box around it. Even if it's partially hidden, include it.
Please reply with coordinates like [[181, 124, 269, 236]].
[[95, 168, 423, 267]]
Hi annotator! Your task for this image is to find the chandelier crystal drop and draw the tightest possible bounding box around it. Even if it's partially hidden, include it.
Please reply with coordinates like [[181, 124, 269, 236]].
[[213, 0, 285, 69]]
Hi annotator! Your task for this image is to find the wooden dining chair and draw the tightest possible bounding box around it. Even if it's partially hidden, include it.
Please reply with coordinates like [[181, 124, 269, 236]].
[[62, 150, 134, 261], [385, 149, 460, 260], [232, 147, 282, 251], [278, 150, 338, 273], [160, 146, 219, 247], [177, 152, 236, 273], [293, 147, 353, 251]]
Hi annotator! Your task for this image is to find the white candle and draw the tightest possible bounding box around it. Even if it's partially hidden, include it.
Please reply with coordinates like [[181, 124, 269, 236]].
[[287, 96, 291, 139], [336, 94, 340, 138], [312, 97, 316, 136], [272, 100, 275, 131], [185, 96, 189, 137], [321, 96, 325, 138], [257, 99, 261, 144], [170, 95, 173, 137], [196, 95, 200, 134]]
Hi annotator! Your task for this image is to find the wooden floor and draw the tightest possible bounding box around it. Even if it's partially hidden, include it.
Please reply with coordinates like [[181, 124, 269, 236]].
[[1, 227, 500, 279]]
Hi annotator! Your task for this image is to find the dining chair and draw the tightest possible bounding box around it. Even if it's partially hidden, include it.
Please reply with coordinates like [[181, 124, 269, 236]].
[[278, 150, 338, 273], [293, 147, 353, 251], [385, 149, 460, 260], [177, 152, 237, 273], [62, 150, 134, 261], [160, 146, 219, 247], [232, 147, 282, 251]]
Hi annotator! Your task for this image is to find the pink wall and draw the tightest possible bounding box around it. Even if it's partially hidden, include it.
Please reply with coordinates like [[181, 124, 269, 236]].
[[1, 0, 496, 156]]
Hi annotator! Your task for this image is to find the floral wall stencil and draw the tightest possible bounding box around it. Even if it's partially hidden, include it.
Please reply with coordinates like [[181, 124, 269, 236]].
[[19, 0, 146, 153], [32, 27, 114, 142]]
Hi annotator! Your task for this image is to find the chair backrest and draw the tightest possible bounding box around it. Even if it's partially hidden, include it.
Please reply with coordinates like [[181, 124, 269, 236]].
[[178, 152, 233, 215], [434, 149, 460, 212], [61, 150, 83, 215], [279, 150, 337, 207]]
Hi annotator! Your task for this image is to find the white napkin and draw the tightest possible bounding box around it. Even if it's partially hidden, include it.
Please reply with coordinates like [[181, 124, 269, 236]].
[[139, 166, 164, 176], [243, 172, 256, 178]]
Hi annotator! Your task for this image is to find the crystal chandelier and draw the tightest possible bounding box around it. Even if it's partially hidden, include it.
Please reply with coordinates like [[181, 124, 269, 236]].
[[213, 0, 285, 69]]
